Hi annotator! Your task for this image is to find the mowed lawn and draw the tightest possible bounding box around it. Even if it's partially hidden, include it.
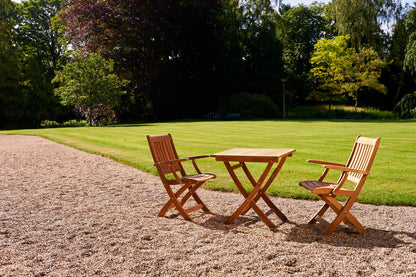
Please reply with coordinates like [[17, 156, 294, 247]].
[[2, 120, 415, 206]]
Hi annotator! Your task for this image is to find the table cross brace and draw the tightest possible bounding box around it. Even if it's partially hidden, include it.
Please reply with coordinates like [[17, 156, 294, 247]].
[[223, 157, 289, 228]]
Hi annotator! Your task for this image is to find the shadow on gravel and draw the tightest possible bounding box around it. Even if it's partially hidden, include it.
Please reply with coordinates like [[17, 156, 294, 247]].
[[285, 223, 416, 249]]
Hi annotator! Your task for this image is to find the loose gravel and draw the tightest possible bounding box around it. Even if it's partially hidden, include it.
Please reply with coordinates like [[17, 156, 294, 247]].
[[0, 135, 415, 276]]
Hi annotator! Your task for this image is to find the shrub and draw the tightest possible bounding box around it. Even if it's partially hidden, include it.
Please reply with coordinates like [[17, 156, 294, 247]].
[[40, 119, 88, 128], [40, 120, 60, 128], [394, 92, 416, 119], [62, 120, 88, 127], [287, 105, 395, 120], [218, 93, 279, 119]]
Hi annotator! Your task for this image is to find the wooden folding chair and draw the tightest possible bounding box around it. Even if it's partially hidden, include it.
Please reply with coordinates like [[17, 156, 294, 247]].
[[299, 136, 381, 235], [146, 134, 216, 221]]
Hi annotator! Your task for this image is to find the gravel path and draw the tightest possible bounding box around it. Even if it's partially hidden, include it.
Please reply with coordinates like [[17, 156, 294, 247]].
[[0, 135, 415, 276]]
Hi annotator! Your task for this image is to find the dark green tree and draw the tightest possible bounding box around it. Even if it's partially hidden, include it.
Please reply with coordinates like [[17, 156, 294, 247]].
[[276, 3, 330, 105], [378, 3, 415, 110], [8, 0, 67, 126], [0, 0, 25, 127], [15, 0, 65, 81], [217, 0, 284, 113], [20, 56, 61, 123], [60, 0, 223, 120], [239, 0, 283, 98]]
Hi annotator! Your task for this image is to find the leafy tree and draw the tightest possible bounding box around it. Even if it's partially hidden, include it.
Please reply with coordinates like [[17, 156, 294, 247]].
[[3, 0, 67, 126], [404, 6, 416, 74], [385, 10, 411, 107], [310, 35, 387, 110], [276, 3, 330, 104], [310, 35, 354, 110], [15, 0, 65, 81], [347, 48, 387, 109], [326, 0, 400, 53], [53, 51, 129, 125], [217, 0, 283, 111], [20, 56, 61, 123], [233, 0, 283, 97], [60, 0, 223, 121], [0, 0, 25, 127], [218, 0, 247, 94]]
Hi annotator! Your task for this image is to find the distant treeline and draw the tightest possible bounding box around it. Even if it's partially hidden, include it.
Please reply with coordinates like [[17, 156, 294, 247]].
[[1, 0, 416, 127]]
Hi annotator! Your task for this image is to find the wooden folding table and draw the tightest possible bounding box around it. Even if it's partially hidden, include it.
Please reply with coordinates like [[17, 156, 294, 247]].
[[212, 148, 295, 228]]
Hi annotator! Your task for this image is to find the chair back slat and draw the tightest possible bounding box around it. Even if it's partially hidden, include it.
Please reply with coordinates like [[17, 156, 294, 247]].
[[345, 136, 381, 184], [147, 134, 184, 175]]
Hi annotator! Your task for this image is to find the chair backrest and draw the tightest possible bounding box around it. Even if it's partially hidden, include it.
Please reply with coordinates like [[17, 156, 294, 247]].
[[146, 134, 185, 176], [344, 136, 381, 185]]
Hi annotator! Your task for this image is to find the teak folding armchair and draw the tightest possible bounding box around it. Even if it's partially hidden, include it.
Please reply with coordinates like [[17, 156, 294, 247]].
[[146, 134, 216, 221], [299, 136, 381, 235]]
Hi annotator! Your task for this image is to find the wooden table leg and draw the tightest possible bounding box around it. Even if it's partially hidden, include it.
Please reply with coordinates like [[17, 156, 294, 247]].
[[240, 158, 289, 221], [223, 161, 277, 228]]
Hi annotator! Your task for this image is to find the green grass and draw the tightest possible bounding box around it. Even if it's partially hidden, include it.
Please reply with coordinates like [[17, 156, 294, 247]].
[[2, 119, 416, 206]]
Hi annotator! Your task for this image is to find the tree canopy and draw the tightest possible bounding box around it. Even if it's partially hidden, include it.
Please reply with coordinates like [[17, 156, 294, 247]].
[[326, 0, 400, 52], [53, 51, 128, 125], [2, 0, 416, 126]]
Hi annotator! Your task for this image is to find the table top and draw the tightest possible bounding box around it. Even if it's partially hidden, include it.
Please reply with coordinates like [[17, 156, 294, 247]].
[[212, 148, 296, 163]]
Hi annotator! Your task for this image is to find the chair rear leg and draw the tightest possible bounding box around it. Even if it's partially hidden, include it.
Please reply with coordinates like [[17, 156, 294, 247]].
[[191, 191, 211, 213], [308, 202, 329, 224], [180, 182, 211, 213]]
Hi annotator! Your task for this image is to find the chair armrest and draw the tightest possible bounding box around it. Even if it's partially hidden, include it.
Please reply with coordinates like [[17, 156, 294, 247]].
[[308, 159, 345, 166], [187, 155, 211, 174], [188, 155, 211, 160], [153, 157, 190, 166], [323, 164, 369, 175], [154, 155, 210, 166], [154, 155, 211, 175]]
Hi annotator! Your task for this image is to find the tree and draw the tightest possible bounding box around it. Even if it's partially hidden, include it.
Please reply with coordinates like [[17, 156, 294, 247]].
[[53, 51, 129, 125], [326, 0, 400, 53], [7, 0, 67, 126], [236, 0, 283, 96], [216, 0, 283, 112], [310, 36, 387, 110], [276, 3, 330, 104], [0, 0, 26, 127], [404, 6, 416, 74], [385, 8, 413, 108], [15, 0, 65, 80], [310, 35, 354, 110], [348, 47, 387, 109], [20, 56, 61, 123], [59, 0, 286, 120], [59, 0, 223, 121]]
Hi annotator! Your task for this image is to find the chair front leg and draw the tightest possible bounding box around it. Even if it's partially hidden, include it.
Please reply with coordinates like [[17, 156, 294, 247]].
[[172, 182, 211, 214], [190, 189, 211, 212], [158, 183, 192, 219], [320, 196, 366, 235]]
